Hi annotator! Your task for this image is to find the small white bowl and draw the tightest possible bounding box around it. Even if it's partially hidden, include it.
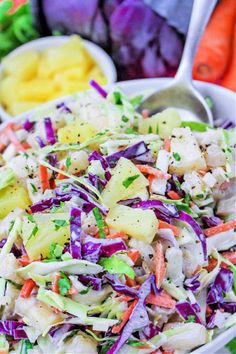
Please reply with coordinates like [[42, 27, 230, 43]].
[[0, 36, 117, 121]]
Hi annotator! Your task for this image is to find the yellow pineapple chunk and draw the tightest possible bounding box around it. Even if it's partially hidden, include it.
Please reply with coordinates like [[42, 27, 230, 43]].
[[0, 184, 31, 219], [58, 119, 97, 144], [2, 50, 40, 80]]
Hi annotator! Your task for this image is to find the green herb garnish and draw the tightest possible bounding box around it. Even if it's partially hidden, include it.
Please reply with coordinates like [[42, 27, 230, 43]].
[[92, 207, 106, 238], [80, 286, 92, 295], [30, 183, 38, 194], [28, 225, 39, 242], [173, 152, 181, 161], [113, 91, 122, 105], [20, 339, 33, 354], [186, 315, 196, 323], [65, 156, 72, 171], [122, 174, 140, 189], [52, 219, 69, 231], [121, 115, 129, 123], [58, 272, 71, 296], [49, 243, 63, 259], [124, 127, 138, 135]]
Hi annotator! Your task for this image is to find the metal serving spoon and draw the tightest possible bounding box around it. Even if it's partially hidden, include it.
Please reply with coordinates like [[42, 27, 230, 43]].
[[138, 0, 218, 125]]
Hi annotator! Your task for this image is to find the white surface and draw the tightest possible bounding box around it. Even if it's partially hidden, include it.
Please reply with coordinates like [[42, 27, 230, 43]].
[[0, 35, 117, 121], [0, 78, 235, 353]]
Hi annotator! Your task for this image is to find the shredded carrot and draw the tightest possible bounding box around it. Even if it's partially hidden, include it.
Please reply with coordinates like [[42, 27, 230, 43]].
[[153, 242, 166, 288], [52, 274, 61, 294], [19, 255, 34, 267], [206, 305, 213, 316], [57, 164, 68, 180], [205, 257, 229, 272], [118, 295, 134, 302], [204, 220, 236, 237], [222, 251, 236, 264], [127, 249, 140, 263], [39, 165, 50, 192], [21, 142, 31, 150], [146, 290, 176, 309], [167, 190, 181, 200], [198, 169, 207, 176], [106, 232, 128, 240], [163, 138, 171, 152], [68, 285, 78, 295], [4, 125, 26, 152], [20, 279, 36, 298], [112, 299, 138, 334], [125, 275, 136, 287], [193, 265, 202, 275], [151, 350, 162, 354], [148, 174, 155, 192], [136, 164, 171, 180], [0, 143, 6, 152], [158, 220, 180, 237]]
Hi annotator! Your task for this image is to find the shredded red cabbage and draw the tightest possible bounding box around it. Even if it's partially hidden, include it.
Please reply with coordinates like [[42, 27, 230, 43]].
[[104, 274, 139, 298], [30, 195, 71, 213], [70, 207, 82, 259], [106, 141, 148, 167], [107, 275, 154, 354], [88, 173, 107, 190], [201, 215, 222, 228], [90, 79, 107, 98], [23, 119, 35, 132], [118, 197, 142, 206], [173, 211, 207, 261], [140, 322, 160, 340], [219, 302, 236, 314], [184, 274, 201, 293], [132, 199, 179, 217], [207, 268, 233, 304], [44, 117, 57, 145], [176, 301, 202, 324], [56, 102, 72, 113], [79, 275, 102, 291], [0, 321, 27, 339], [35, 136, 46, 148]]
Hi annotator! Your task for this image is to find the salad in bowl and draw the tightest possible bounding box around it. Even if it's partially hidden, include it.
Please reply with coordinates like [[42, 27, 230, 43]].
[[0, 83, 235, 354]]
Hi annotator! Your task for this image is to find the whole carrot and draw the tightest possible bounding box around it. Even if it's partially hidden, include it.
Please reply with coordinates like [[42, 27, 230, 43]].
[[221, 23, 236, 91], [193, 0, 236, 82]]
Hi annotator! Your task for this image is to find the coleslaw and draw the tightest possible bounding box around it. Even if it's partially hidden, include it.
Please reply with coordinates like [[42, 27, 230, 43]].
[[0, 84, 235, 354]]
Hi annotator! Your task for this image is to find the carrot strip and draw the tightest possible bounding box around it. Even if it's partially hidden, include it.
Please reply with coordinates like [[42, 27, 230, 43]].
[[163, 138, 171, 152], [206, 305, 213, 316], [19, 255, 34, 267], [146, 291, 176, 309], [148, 174, 155, 192], [106, 232, 128, 240], [39, 165, 50, 192], [158, 220, 180, 237], [4, 126, 25, 152], [193, 0, 236, 82], [222, 251, 236, 264], [127, 249, 140, 263], [0, 143, 6, 152], [153, 242, 166, 288], [118, 295, 134, 302], [20, 279, 36, 298], [52, 274, 61, 294], [221, 23, 236, 91], [204, 220, 236, 237], [125, 275, 136, 287], [136, 165, 170, 180], [112, 299, 138, 334], [57, 164, 68, 180], [167, 190, 181, 200]]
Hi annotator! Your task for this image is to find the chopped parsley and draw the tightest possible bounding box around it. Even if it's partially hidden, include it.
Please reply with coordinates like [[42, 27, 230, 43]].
[[65, 156, 71, 171], [148, 126, 153, 134], [52, 219, 69, 231], [49, 243, 63, 259], [121, 115, 129, 123], [20, 339, 33, 354], [184, 193, 191, 205], [80, 286, 92, 295], [124, 127, 138, 135], [30, 183, 38, 194], [122, 174, 140, 189], [196, 193, 204, 199], [174, 179, 182, 189], [8, 220, 15, 233], [28, 225, 39, 241], [173, 152, 181, 161], [113, 91, 122, 105], [130, 95, 143, 107], [186, 315, 196, 323], [92, 207, 106, 239], [27, 214, 35, 223], [127, 340, 149, 347], [58, 272, 71, 295]]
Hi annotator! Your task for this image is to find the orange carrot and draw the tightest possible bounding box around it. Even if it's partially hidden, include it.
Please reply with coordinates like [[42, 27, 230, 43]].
[[193, 0, 236, 82], [146, 291, 176, 309], [158, 220, 180, 237], [112, 299, 138, 333], [20, 279, 36, 298], [222, 251, 236, 264], [206, 305, 213, 316], [153, 242, 166, 288], [0, 143, 6, 152], [57, 164, 68, 180], [148, 174, 155, 191], [193, 265, 202, 275], [221, 23, 236, 91], [204, 219, 236, 237], [163, 138, 171, 152], [19, 255, 35, 267], [167, 190, 181, 200], [39, 165, 50, 192], [136, 165, 171, 180], [127, 249, 140, 263], [125, 275, 136, 287], [52, 274, 61, 294], [198, 169, 207, 176], [68, 285, 78, 295], [106, 232, 128, 240], [4, 125, 25, 152]]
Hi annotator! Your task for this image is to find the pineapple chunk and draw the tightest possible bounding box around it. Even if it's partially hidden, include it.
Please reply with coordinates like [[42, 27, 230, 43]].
[[21, 213, 70, 260], [0, 76, 19, 107], [101, 157, 148, 207], [169, 127, 206, 175], [2, 50, 40, 80], [0, 184, 31, 219], [18, 79, 56, 102], [106, 204, 158, 243], [139, 108, 181, 137], [58, 119, 97, 144]]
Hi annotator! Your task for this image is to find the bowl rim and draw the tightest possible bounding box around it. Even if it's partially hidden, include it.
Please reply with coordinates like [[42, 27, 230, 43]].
[[0, 35, 117, 120]]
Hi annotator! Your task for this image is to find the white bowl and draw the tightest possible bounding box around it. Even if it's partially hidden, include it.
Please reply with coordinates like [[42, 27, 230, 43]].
[[0, 78, 235, 353], [0, 35, 117, 121]]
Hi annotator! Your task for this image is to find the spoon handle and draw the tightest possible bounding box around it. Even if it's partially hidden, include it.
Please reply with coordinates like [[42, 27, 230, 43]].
[[175, 0, 218, 85]]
